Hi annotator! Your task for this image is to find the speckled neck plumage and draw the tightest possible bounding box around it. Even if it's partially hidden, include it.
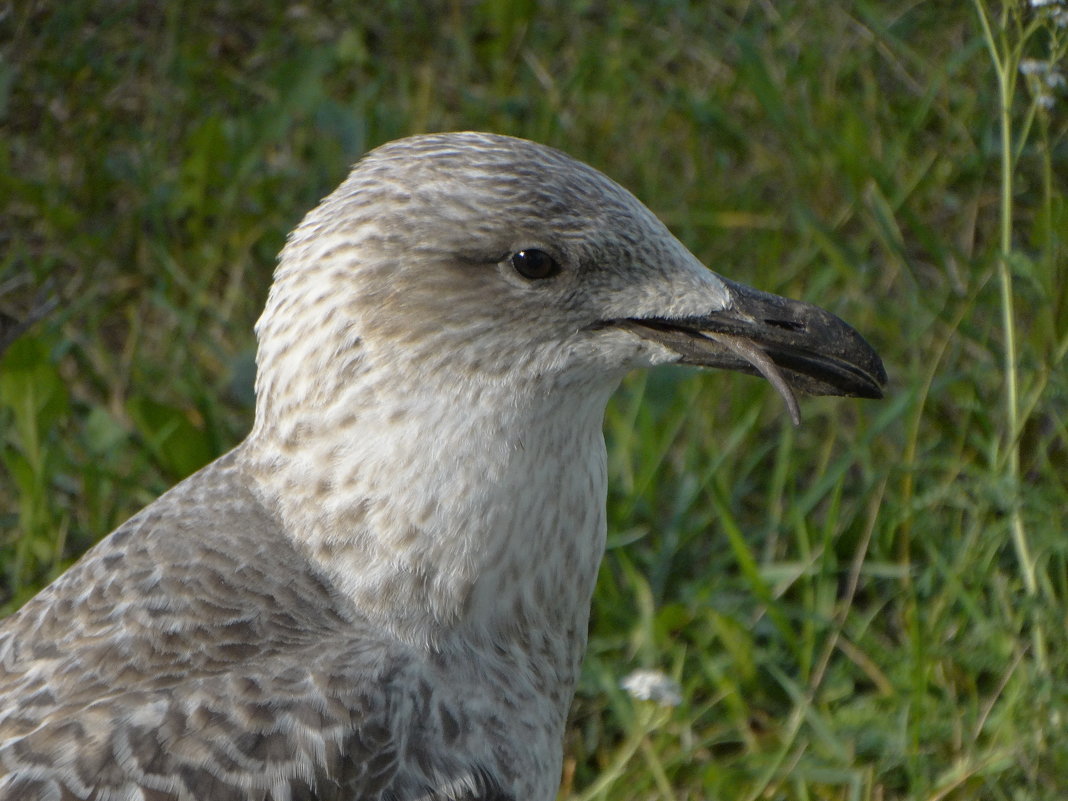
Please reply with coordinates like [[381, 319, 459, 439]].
[[240, 367, 616, 656]]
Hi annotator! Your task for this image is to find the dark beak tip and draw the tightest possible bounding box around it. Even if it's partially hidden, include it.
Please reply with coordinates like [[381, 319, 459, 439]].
[[853, 337, 888, 400], [871, 363, 889, 399], [854, 378, 887, 401], [839, 350, 888, 401]]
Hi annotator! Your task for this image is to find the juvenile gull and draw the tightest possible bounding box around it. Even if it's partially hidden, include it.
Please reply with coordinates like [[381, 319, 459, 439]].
[[0, 132, 885, 800]]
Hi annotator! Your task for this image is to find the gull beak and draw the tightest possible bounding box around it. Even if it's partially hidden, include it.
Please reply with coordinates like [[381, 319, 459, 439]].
[[618, 279, 887, 426]]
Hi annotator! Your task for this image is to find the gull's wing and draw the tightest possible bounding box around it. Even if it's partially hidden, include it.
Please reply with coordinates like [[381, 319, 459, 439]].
[[0, 453, 509, 801]]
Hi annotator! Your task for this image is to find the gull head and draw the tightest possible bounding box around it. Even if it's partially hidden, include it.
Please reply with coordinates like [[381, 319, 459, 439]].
[[252, 131, 885, 434], [223, 132, 888, 800], [242, 132, 886, 649]]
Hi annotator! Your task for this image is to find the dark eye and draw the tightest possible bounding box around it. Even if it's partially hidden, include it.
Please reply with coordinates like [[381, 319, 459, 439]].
[[510, 249, 560, 280]]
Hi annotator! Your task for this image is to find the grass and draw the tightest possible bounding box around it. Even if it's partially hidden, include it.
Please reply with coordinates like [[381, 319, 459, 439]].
[[2, 1, 1066, 798]]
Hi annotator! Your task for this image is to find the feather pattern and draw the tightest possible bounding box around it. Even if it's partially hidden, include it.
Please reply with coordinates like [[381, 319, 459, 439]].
[[0, 454, 518, 800]]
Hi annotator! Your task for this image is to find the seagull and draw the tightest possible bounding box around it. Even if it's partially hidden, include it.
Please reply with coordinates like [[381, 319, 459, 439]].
[[0, 132, 885, 801]]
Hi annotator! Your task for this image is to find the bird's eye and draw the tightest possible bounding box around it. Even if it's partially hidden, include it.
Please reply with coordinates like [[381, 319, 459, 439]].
[[510, 250, 560, 280]]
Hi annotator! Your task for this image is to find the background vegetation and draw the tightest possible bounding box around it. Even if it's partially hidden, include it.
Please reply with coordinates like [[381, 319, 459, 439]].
[[2, 1, 1066, 798]]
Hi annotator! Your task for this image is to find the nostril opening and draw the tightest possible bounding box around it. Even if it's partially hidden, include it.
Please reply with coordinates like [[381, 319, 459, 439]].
[[765, 318, 804, 332]]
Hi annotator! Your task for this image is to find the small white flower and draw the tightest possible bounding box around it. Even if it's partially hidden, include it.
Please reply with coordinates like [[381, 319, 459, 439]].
[[1020, 58, 1046, 76], [620, 669, 682, 707], [1031, 0, 1068, 25], [1020, 60, 1063, 110]]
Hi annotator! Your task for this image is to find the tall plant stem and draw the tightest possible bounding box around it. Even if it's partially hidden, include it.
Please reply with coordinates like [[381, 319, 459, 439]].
[[973, 0, 1045, 670]]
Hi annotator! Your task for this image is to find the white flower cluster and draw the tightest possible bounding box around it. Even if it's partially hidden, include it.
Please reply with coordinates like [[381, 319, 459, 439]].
[[1029, 0, 1068, 27], [620, 669, 683, 707], [1020, 58, 1066, 109]]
